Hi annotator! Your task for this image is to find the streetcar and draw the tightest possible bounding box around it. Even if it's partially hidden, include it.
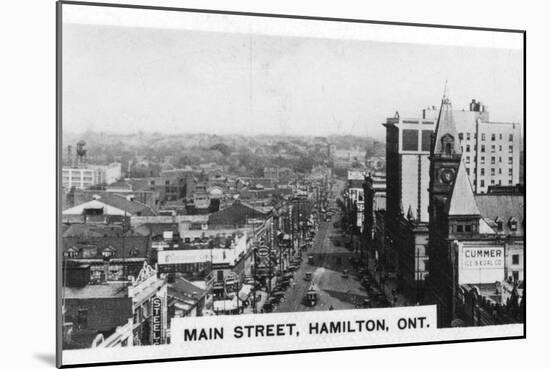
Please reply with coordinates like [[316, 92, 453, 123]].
[[305, 284, 318, 307]]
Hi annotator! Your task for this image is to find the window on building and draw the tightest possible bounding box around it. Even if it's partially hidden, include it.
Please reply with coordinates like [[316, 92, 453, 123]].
[[466, 168, 470, 175], [458, 132, 464, 140], [491, 179, 495, 185], [512, 271, 519, 282], [466, 144, 470, 152], [480, 168, 485, 176], [456, 225, 464, 232], [491, 134, 496, 141], [421, 130, 432, 151], [480, 180, 485, 187], [499, 145, 502, 152], [402, 130, 419, 151], [465, 156, 470, 164], [102, 247, 115, 258], [77, 309, 88, 329], [491, 156, 496, 164], [481, 145, 485, 153], [509, 145, 513, 153], [64, 248, 78, 258], [491, 168, 495, 176], [508, 157, 513, 164], [482, 133, 486, 141], [509, 168, 513, 176], [509, 217, 518, 231], [445, 142, 452, 155], [496, 217, 503, 231], [465, 224, 472, 232], [499, 133, 503, 140], [491, 145, 496, 153], [509, 180, 513, 185], [509, 134, 513, 142], [499, 168, 502, 174], [481, 156, 485, 164], [466, 132, 471, 140]]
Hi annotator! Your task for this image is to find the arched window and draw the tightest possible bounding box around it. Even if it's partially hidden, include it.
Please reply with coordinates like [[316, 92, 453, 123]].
[[441, 134, 455, 155]]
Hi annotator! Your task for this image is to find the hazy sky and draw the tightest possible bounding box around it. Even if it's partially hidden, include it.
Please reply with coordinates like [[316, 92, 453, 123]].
[[62, 19, 523, 139]]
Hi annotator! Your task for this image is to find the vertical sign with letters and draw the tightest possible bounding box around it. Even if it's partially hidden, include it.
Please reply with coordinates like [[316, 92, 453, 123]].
[[152, 297, 163, 345]]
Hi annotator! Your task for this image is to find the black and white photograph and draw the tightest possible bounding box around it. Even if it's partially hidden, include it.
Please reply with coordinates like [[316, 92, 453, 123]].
[[54, 0, 525, 367]]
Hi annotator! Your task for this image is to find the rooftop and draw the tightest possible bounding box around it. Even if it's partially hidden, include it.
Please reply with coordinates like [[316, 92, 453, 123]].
[[168, 277, 207, 302], [63, 192, 157, 216], [64, 282, 129, 299], [475, 193, 524, 236]]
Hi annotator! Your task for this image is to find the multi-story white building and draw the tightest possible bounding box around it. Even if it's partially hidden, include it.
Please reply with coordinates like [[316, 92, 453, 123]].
[[423, 99, 522, 193], [347, 170, 365, 230], [62, 163, 122, 190]]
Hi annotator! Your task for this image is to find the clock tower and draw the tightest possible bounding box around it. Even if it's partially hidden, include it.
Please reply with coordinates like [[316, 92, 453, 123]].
[[427, 96, 463, 327], [429, 96, 462, 233]]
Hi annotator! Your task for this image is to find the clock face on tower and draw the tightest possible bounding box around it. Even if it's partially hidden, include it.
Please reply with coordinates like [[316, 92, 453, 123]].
[[438, 168, 455, 184]]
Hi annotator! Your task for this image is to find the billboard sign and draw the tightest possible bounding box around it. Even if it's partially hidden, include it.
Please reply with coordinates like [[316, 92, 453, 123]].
[[459, 245, 505, 285]]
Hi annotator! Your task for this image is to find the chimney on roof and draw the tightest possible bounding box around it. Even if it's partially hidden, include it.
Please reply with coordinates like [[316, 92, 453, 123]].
[[469, 99, 483, 112]]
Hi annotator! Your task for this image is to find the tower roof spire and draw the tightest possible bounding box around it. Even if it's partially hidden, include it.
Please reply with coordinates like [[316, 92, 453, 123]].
[[432, 84, 461, 155]]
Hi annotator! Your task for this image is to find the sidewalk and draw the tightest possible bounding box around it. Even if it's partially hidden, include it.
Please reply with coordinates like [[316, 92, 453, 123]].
[[365, 255, 413, 307], [242, 290, 268, 314]]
